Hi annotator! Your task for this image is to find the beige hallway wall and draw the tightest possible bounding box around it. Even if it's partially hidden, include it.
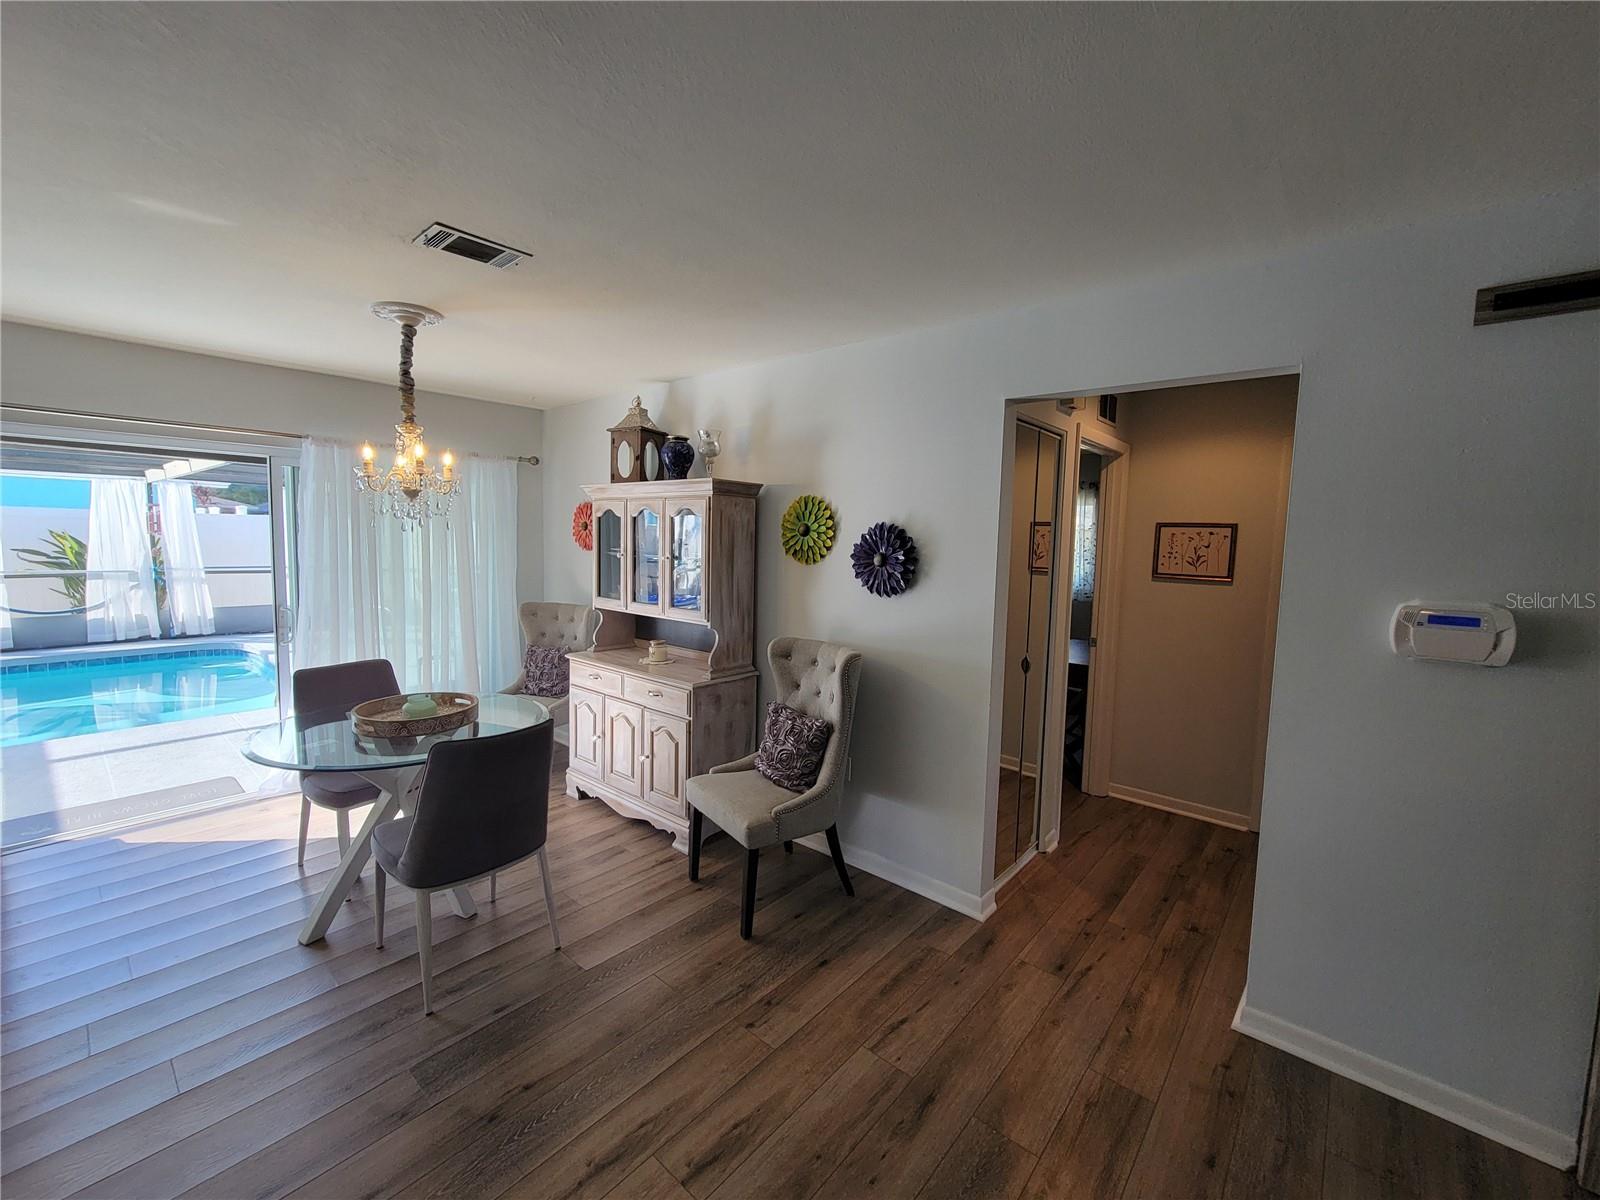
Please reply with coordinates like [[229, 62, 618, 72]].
[[1107, 374, 1297, 826]]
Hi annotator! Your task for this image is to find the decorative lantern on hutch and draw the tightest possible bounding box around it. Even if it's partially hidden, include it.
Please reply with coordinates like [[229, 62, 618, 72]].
[[607, 397, 668, 483]]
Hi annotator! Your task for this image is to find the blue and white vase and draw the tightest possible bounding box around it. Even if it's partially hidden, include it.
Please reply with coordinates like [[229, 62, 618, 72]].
[[660, 435, 695, 480]]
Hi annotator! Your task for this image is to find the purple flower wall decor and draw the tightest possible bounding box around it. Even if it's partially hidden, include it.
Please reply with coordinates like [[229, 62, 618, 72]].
[[851, 522, 918, 597]]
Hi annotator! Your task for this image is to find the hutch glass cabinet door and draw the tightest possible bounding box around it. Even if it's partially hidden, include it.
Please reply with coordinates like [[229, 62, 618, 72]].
[[630, 503, 663, 611], [668, 501, 706, 618], [594, 501, 625, 608]]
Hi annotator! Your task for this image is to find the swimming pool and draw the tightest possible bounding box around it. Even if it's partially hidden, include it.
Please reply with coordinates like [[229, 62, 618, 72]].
[[0, 646, 278, 748]]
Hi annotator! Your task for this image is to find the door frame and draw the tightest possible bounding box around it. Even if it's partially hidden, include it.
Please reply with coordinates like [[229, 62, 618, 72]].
[[1076, 428, 1130, 800], [984, 365, 1299, 900], [266, 451, 300, 717], [1027, 421, 1129, 860]]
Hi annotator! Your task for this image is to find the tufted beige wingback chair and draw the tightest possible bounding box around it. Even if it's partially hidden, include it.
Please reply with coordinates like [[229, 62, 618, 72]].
[[685, 637, 864, 939], [500, 602, 595, 733]]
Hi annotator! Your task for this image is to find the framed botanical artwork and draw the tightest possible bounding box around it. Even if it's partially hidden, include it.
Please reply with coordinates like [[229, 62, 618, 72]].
[[1028, 521, 1053, 575], [1152, 522, 1237, 584]]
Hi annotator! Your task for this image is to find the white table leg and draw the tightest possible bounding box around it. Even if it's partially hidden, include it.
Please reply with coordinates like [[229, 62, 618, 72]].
[[297, 766, 414, 946], [447, 884, 479, 920]]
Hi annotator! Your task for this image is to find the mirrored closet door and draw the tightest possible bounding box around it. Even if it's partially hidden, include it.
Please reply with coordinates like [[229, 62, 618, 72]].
[[996, 420, 1064, 878]]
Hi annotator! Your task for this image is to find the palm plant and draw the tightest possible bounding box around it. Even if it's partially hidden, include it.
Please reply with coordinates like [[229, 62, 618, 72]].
[[14, 530, 88, 607]]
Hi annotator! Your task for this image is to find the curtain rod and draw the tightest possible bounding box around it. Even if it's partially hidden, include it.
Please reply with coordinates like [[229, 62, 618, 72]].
[[1, 404, 540, 464]]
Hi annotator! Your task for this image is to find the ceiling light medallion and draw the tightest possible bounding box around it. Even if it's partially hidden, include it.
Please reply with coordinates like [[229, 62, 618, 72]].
[[355, 302, 459, 525]]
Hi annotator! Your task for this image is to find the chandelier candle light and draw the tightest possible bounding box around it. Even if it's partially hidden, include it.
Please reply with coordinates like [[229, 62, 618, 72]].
[[355, 302, 460, 524]]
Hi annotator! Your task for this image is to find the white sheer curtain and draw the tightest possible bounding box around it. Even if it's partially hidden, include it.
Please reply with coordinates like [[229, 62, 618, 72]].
[[1072, 482, 1098, 602], [294, 438, 519, 694], [85, 477, 159, 643], [464, 455, 520, 690], [155, 481, 216, 637]]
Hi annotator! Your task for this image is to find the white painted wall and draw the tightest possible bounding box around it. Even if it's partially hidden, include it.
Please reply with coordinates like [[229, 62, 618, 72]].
[[0, 322, 547, 605], [542, 186, 1599, 1159], [1107, 376, 1297, 828]]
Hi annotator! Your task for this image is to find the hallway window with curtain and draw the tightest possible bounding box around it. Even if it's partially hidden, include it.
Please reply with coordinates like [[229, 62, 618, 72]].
[[1072, 481, 1098, 601], [294, 438, 519, 694]]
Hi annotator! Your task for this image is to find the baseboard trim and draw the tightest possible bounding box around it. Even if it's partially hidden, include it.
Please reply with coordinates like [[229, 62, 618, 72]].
[[992, 846, 1037, 893], [998, 754, 1040, 779], [1107, 783, 1251, 831], [794, 833, 993, 920], [1233, 994, 1576, 1169]]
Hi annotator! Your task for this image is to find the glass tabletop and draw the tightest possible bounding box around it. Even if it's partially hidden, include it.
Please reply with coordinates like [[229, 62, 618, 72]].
[[242, 693, 552, 773]]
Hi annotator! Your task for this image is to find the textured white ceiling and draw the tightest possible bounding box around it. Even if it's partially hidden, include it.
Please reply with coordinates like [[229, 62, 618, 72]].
[[2, 3, 1595, 408]]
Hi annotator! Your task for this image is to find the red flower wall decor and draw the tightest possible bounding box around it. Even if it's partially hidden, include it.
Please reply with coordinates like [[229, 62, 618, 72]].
[[572, 501, 594, 550]]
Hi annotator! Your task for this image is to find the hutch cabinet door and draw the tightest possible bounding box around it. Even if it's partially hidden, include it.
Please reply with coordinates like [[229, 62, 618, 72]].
[[665, 499, 709, 622], [643, 711, 689, 816], [626, 501, 666, 615], [569, 687, 604, 774], [593, 500, 627, 611], [569, 691, 604, 774], [603, 697, 645, 799]]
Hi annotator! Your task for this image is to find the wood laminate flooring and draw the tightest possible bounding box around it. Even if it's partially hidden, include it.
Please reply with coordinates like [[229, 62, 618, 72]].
[[0, 755, 1581, 1199]]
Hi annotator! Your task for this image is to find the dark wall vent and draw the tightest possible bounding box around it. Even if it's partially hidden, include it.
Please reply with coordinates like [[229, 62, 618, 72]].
[[412, 222, 530, 270], [1098, 394, 1119, 426], [1474, 268, 1600, 326]]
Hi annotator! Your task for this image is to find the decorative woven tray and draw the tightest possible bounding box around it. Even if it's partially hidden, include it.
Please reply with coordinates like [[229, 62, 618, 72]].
[[351, 693, 479, 739]]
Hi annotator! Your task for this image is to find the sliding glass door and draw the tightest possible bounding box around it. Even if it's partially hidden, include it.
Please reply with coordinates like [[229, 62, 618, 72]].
[[0, 418, 301, 846], [268, 452, 299, 719]]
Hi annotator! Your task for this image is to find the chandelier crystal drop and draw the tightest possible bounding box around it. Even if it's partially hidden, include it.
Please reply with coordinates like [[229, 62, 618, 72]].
[[355, 302, 460, 525]]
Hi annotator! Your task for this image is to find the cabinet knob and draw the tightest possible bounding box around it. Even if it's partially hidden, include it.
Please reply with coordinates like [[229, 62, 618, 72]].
[[588, 673, 601, 680], [647, 689, 663, 698]]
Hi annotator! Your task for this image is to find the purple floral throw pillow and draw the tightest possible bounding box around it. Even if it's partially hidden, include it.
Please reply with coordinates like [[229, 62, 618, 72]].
[[754, 701, 832, 792], [521, 645, 570, 698]]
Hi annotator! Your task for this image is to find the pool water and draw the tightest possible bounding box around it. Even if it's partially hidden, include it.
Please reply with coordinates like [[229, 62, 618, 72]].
[[0, 648, 278, 748]]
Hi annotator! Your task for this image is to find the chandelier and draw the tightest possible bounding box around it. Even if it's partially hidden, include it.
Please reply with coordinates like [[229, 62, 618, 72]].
[[355, 302, 460, 524]]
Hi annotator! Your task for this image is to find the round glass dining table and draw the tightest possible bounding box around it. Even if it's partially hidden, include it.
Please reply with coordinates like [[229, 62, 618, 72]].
[[243, 693, 551, 945]]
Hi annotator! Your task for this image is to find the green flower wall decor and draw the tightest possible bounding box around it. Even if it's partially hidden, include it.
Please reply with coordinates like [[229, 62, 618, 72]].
[[781, 494, 836, 564]]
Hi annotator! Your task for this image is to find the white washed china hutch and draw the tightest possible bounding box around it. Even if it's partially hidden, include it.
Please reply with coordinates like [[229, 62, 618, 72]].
[[566, 477, 762, 851]]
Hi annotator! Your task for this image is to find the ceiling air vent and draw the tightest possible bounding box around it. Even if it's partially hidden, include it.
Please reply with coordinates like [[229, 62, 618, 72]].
[[1474, 268, 1600, 325], [412, 222, 530, 270]]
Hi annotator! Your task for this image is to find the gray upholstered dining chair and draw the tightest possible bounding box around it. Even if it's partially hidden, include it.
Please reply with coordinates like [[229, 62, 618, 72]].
[[291, 658, 400, 867], [685, 637, 864, 939], [372, 718, 560, 1014], [500, 602, 595, 739]]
